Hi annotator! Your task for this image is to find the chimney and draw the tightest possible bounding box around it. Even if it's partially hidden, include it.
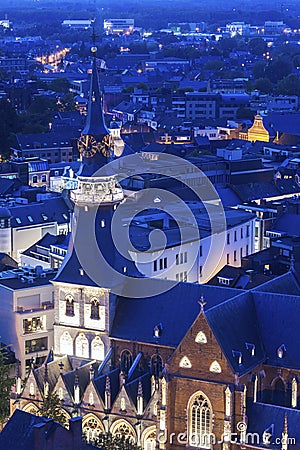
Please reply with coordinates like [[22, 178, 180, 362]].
[[69, 416, 82, 450]]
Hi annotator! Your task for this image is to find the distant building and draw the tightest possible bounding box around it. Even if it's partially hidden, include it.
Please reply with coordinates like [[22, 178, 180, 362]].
[[0, 265, 56, 375], [103, 18, 134, 34], [62, 20, 92, 29], [226, 21, 250, 37]]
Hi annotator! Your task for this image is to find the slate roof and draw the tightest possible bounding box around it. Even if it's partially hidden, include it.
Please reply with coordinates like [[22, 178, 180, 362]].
[[9, 197, 70, 229], [271, 213, 300, 236], [253, 291, 300, 370], [35, 355, 72, 392], [254, 270, 300, 296], [206, 291, 265, 375], [264, 113, 300, 137], [93, 368, 120, 404], [111, 283, 242, 347], [53, 205, 142, 288], [247, 402, 300, 449], [0, 409, 54, 450], [63, 361, 98, 402]]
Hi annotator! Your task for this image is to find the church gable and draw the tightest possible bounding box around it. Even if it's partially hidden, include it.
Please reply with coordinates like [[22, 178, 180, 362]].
[[167, 311, 235, 382], [81, 380, 105, 411], [111, 385, 137, 417], [53, 374, 73, 406], [21, 369, 43, 401]]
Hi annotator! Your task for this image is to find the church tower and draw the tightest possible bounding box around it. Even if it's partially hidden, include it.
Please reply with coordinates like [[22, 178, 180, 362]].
[[51, 40, 132, 367]]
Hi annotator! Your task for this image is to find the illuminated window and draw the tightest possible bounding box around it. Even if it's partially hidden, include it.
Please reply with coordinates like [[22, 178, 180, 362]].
[[188, 392, 212, 448]]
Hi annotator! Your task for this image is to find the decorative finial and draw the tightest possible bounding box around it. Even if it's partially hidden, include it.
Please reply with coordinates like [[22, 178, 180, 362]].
[[58, 361, 64, 373], [198, 295, 206, 312]]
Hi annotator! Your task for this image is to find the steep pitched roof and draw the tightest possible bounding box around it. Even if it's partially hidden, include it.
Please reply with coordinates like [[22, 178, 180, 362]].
[[247, 402, 300, 450], [253, 291, 300, 370], [205, 291, 265, 375], [111, 283, 242, 347]]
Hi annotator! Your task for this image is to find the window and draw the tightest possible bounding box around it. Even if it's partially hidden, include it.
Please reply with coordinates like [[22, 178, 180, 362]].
[[32, 175, 38, 184], [60, 331, 73, 355], [143, 427, 156, 450], [200, 246, 203, 257], [188, 392, 212, 448], [199, 266, 203, 278], [111, 420, 135, 442], [241, 228, 243, 239], [25, 337, 48, 354], [153, 260, 157, 272], [90, 298, 100, 320], [23, 317, 44, 334], [240, 248, 243, 259], [65, 295, 74, 316], [83, 415, 104, 443], [151, 354, 163, 378], [75, 333, 89, 358], [246, 225, 250, 237], [121, 350, 132, 374], [41, 174, 47, 182], [234, 250, 237, 262], [227, 233, 230, 245], [27, 215, 34, 223], [91, 336, 104, 361], [246, 245, 249, 256], [226, 253, 230, 264], [234, 230, 237, 242]]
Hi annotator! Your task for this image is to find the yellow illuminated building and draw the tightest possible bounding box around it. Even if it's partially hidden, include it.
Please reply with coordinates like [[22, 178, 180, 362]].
[[247, 114, 269, 142]]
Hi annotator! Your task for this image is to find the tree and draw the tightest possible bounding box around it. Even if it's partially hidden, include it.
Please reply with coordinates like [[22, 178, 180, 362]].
[[248, 37, 267, 56], [0, 344, 15, 429], [88, 432, 141, 450], [253, 77, 273, 94], [38, 391, 68, 427], [276, 74, 300, 96], [49, 77, 70, 94]]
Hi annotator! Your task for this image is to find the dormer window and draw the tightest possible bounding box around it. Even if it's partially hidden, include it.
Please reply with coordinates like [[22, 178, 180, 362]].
[[101, 219, 105, 228], [246, 342, 255, 357], [217, 277, 233, 285], [27, 215, 34, 223], [232, 350, 243, 365], [153, 323, 163, 339], [277, 344, 286, 359]]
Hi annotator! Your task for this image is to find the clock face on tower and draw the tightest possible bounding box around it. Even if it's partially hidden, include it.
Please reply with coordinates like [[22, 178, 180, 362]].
[[97, 134, 114, 157], [77, 135, 98, 158]]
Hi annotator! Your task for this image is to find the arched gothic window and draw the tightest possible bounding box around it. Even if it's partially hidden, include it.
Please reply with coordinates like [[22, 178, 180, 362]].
[[188, 392, 212, 448], [111, 420, 135, 443], [82, 414, 104, 442], [272, 377, 286, 407], [150, 354, 163, 378], [65, 294, 74, 317], [60, 331, 73, 355], [90, 298, 100, 320], [91, 336, 104, 361], [75, 333, 89, 358], [143, 427, 156, 450], [120, 350, 132, 374]]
